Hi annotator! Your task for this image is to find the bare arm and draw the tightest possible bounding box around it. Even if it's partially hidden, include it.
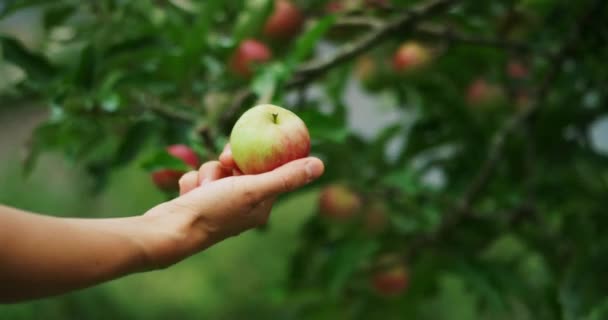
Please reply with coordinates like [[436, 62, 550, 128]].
[[0, 207, 151, 302], [0, 148, 324, 303]]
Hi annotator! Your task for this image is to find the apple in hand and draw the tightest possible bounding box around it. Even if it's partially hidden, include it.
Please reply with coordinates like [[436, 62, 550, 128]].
[[319, 184, 362, 220], [392, 41, 432, 73], [229, 104, 310, 174], [152, 144, 200, 191], [371, 263, 409, 296], [263, 0, 304, 40], [229, 39, 272, 78]]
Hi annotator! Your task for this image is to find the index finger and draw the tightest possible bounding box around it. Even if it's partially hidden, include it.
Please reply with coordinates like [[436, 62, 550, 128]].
[[219, 144, 238, 170]]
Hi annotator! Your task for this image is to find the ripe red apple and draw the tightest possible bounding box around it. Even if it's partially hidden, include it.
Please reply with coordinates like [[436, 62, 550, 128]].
[[354, 55, 384, 90], [392, 41, 432, 73], [507, 60, 528, 79], [229, 104, 310, 174], [371, 263, 409, 296], [229, 39, 272, 78], [363, 201, 389, 234], [263, 0, 304, 40], [319, 184, 362, 220], [152, 144, 200, 191], [466, 78, 505, 107]]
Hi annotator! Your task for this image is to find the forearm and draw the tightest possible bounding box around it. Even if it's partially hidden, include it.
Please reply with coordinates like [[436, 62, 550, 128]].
[[0, 205, 150, 303]]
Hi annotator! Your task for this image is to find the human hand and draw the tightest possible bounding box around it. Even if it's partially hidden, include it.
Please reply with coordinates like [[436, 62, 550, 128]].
[[140, 145, 324, 269]]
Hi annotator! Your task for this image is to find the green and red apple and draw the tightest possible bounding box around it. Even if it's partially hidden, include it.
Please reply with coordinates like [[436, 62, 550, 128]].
[[371, 262, 409, 296], [392, 41, 432, 74], [319, 184, 362, 220], [229, 104, 310, 174]]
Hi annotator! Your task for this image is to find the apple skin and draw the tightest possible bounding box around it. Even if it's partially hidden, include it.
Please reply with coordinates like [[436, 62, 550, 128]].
[[152, 144, 200, 191], [371, 264, 409, 296], [319, 184, 362, 220], [466, 78, 505, 107], [229, 104, 310, 174], [263, 0, 304, 40], [392, 41, 432, 73], [229, 39, 272, 78]]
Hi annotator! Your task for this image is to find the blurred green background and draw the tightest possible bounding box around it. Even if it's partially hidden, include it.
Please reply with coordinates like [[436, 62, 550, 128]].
[[2, 0, 608, 319]]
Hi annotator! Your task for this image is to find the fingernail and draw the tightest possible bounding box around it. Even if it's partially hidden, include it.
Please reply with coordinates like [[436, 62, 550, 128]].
[[201, 178, 210, 185], [305, 160, 323, 181]]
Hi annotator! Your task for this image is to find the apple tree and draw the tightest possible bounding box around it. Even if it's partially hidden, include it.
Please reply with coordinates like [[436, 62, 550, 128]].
[[2, 0, 608, 318]]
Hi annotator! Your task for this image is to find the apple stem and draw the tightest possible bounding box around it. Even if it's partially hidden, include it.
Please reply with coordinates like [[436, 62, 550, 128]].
[[272, 112, 278, 124]]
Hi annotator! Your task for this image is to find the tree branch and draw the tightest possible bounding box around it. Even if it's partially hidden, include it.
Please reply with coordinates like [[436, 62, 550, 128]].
[[131, 92, 196, 123], [220, 0, 459, 128], [413, 23, 532, 52], [289, 0, 457, 86], [333, 19, 532, 52]]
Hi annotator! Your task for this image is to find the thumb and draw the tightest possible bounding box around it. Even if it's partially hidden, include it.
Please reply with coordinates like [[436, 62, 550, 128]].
[[247, 157, 324, 199]]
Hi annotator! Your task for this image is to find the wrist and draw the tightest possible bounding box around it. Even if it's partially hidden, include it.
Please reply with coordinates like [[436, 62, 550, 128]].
[[137, 203, 211, 270]]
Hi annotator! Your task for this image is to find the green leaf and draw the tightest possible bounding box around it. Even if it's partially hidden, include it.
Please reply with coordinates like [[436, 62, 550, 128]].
[[298, 108, 348, 144], [113, 120, 158, 167], [381, 167, 421, 195], [369, 124, 403, 166], [251, 63, 289, 101], [43, 4, 76, 29], [22, 122, 58, 176], [0, 36, 56, 82], [287, 15, 336, 67], [326, 240, 379, 297], [73, 44, 96, 89], [232, 0, 273, 43], [140, 149, 191, 172]]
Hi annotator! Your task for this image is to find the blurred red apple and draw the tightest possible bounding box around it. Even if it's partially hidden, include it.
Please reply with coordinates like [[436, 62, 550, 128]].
[[466, 78, 505, 107], [355, 55, 386, 91], [319, 184, 362, 220], [325, 1, 344, 13], [152, 144, 200, 191], [229, 39, 272, 78], [263, 0, 304, 40], [392, 41, 432, 73], [230, 104, 310, 174], [507, 60, 528, 79], [371, 263, 409, 296]]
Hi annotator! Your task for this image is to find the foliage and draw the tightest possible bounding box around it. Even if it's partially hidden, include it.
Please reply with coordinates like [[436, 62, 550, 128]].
[[2, 0, 608, 318]]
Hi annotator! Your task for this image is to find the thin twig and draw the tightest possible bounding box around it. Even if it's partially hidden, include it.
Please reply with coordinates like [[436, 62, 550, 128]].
[[414, 23, 532, 52], [131, 92, 196, 122], [332, 18, 533, 52]]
